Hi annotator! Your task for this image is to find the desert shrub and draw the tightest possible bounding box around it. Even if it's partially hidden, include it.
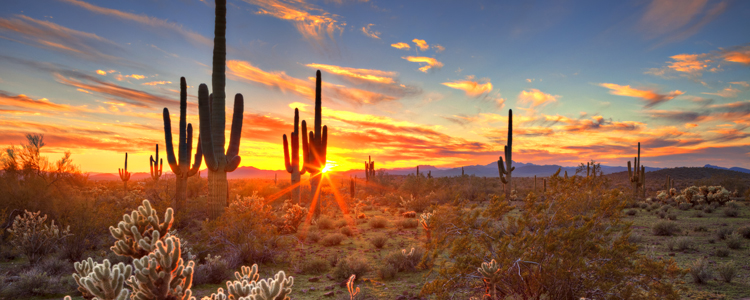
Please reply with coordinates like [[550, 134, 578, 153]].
[[301, 257, 329, 275], [279, 200, 308, 234], [384, 247, 424, 272], [333, 254, 369, 280], [656, 211, 666, 219], [377, 263, 397, 280], [321, 233, 346, 246], [660, 205, 671, 212], [692, 211, 703, 218], [625, 209, 637, 216], [192, 254, 228, 285], [317, 217, 335, 230], [0, 268, 69, 297], [36, 255, 73, 276], [693, 226, 707, 232], [334, 219, 348, 228], [716, 261, 737, 283], [726, 201, 740, 210], [666, 212, 678, 220], [726, 232, 742, 249], [7, 210, 72, 265], [370, 234, 388, 249], [423, 173, 683, 299], [678, 203, 691, 211], [716, 227, 733, 240], [703, 206, 714, 213], [628, 232, 643, 244], [652, 221, 680, 236], [737, 225, 750, 239], [688, 258, 712, 284], [723, 207, 739, 217], [305, 231, 321, 244], [396, 218, 418, 229], [639, 202, 648, 209], [666, 237, 693, 251], [715, 248, 729, 257], [369, 216, 388, 229], [340, 226, 355, 237]]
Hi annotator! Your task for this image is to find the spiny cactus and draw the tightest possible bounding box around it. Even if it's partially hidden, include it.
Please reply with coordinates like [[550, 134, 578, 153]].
[[119, 152, 131, 191], [461, 167, 465, 176], [364, 156, 375, 183], [282, 108, 306, 204], [72, 258, 132, 300], [346, 275, 360, 300], [164, 77, 203, 212], [301, 71, 328, 220], [419, 210, 434, 242], [427, 170, 432, 179], [199, 0, 245, 219], [665, 175, 674, 192], [627, 142, 645, 199], [109, 199, 174, 258], [497, 109, 514, 201], [129, 235, 195, 300], [206, 264, 293, 300], [150, 144, 163, 181], [7, 210, 71, 265], [477, 259, 502, 299]]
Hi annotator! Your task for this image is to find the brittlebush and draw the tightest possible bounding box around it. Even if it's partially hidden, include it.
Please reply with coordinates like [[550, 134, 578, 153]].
[[421, 169, 684, 300]]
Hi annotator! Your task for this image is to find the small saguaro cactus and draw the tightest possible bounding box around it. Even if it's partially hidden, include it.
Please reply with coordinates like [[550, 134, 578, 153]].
[[301, 71, 328, 220], [118, 152, 130, 192], [365, 155, 375, 183], [415, 165, 420, 199], [164, 77, 203, 213], [149, 144, 163, 181], [627, 142, 645, 199], [199, 0, 245, 219], [497, 109, 514, 201], [427, 170, 432, 179], [283, 108, 307, 204], [350, 176, 356, 199], [665, 175, 674, 192], [462, 167, 465, 176], [534, 175, 537, 192]]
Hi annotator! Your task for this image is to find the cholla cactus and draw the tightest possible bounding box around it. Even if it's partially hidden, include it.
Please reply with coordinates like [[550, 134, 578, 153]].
[[669, 188, 677, 197], [510, 189, 518, 201], [683, 186, 700, 203], [419, 211, 434, 242], [477, 259, 502, 299], [202, 264, 292, 300], [346, 275, 359, 300], [129, 235, 195, 300], [674, 194, 686, 203], [72, 258, 132, 300], [230, 192, 267, 214], [707, 186, 731, 204], [399, 195, 414, 208], [7, 210, 71, 264], [280, 201, 307, 234], [656, 191, 668, 202], [109, 199, 174, 258]]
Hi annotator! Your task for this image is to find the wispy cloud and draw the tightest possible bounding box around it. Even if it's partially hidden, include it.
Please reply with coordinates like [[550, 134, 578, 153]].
[[639, 0, 727, 46], [433, 44, 445, 53], [361, 24, 380, 39], [518, 89, 559, 108], [53, 72, 178, 108], [243, 0, 344, 46], [391, 42, 410, 50], [59, 0, 212, 45], [599, 83, 683, 108], [412, 39, 429, 51], [402, 56, 443, 73], [721, 45, 750, 65], [142, 81, 172, 86], [0, 90, 81, 113], [307, 63, 397, 84], [441, 76, 492, 97]]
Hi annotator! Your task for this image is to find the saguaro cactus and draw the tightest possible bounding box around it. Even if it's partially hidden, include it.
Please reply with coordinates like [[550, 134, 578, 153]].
[[350, 176, 356, 199], [497, 109, 514, 201], [149, 144, 163, 181], [301, 71, 328, 219], [365, 156, 375, 183], [164, 77, 203, 213], [118, 153, 130, 192], [283, 108, 307, 204], [198, 0, 245, 219], [627, 142, 645, 199]]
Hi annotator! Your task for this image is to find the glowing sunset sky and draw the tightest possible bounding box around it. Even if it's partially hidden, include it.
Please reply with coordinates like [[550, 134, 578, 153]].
[[1, 0, 749, 173]]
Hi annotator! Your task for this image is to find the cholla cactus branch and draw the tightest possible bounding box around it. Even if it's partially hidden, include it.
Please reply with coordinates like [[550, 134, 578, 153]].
[[7, 210, 71, 265], [109, 200, 174, 259], [419, 211, 434, 242], [129, 235, 195, 300], [73, 258, 133, 300]]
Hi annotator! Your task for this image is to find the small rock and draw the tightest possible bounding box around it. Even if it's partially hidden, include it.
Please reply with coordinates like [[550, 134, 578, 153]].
[[339, 281, 348, 288], [309, 287, 316, 291], [324, 291, 335, 297], [396, 296, 407, 300], [325, 285, 334, 291], [309, 277, 319, 282], [668, 252, 675, 256]]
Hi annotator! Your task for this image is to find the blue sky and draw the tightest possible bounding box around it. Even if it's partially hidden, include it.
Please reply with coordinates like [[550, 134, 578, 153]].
[[0, 0, 749, 173]]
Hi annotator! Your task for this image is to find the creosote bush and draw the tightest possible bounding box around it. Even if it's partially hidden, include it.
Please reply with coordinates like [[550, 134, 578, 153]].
[[715, 248, 729, 257], [333, 254, 369, 280], [340, 226, 355, 237], [716, 261, 737, 283], [317, 217, 335, 230], [723, 207, 739, 217], [666, 237, 693, 251], [738, 225, 750, 239], [321, 233, 346, 246], [716, 227, 733, 240], [653, 220, 680, 236], [725, 232, 742, 249], [396, 218, 418, 229], [369, 216, 388, 229], [688, 258, 712, 284], [301, 257, 329, 274], [370, 234, 388, 249], [7, 210, 72, 265]]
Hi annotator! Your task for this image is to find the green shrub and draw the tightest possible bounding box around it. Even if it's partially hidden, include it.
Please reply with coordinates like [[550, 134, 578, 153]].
[[688, 258, 712, 284], [628, 232, 643, 244], [639, 202, 648, 209], [656, 211, 666, 219], [716, 261, 737, 283], [716, 227, 733, 240], [377, 263, 397, 280], [738, 225, 750, 239], [723, 207, 739, 217], [726, 232, 742, 249], [692, 211, 703, 218], [321, 233, 346, 246], [306, 231, 321, 244], [193, 254, 228, 285], [370, 234, 388, 249], [703, 206, 714, 213], [715, 248, 729, 257], [340, 226, 355, 237], [369, 216, 388, 229], [333, 254, 369, 280], [384, 247, 424, 272], [666, 212, 678, 220], [318, 217, 335, 230], [666, 237, 694, 251], [693, 226, 707, 232], [301, 257, 329, 275], [652, 221, 680, 236]]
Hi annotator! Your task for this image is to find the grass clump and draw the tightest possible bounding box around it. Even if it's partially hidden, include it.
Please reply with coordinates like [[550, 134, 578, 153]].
[[301, 257, 330, 274], [652, 220, 680, 236], [321, 233, 346, 246], [333, 254, 370, 280], [703, 206, 714, 213], [666, 212, 678, 220], [716, 261, 737, 283], [396, 218, 419, 229], [723, 207, 739, 217], [688, 258, 712, 284], [726, 232, 742, 249], [370, 234, 388, 249], [369, 216, 389, 229], [692, 211, 703, 218], [716, 227, 733, 240], [377, 263, 397, 280], [737, 225, 750, 239], [340, 226, 355, 237], [715, 248, 730, 257], [318, 217, 335, 230], [666, 237, 694, 251], [678, 203, 691, 211], [334, 219, 348, 228], [625, 209, 637, 216], [306, 231, 321, 244]]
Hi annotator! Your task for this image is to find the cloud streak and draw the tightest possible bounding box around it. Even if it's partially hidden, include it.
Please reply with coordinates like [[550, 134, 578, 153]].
[[243, 0, 344, 46], [599, 83, 683, 108], [442, 76, 493, 97], [402, 56, 443, 73]]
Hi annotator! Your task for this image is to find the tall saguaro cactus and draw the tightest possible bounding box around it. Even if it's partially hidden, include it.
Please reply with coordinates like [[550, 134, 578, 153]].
[[149, 144, 163, 181], [497, 109, 514, 201], [164, 77, 203, 212], [365, 156, 375, 183], [627, 142, 645, 199], [198, 0, 245, 219], [301, 71, 328, 220], [119, 153, 130, 192], [283, 108, 306, 204]]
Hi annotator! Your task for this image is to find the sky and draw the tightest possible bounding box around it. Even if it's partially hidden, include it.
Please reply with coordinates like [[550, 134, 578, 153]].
[[0, 0, 749, 174]]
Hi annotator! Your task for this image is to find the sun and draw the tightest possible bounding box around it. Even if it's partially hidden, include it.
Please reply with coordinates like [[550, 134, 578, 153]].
[[321, 161, 337, 173]]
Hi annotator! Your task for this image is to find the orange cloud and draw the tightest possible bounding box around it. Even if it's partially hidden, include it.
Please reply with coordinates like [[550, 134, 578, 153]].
[[721, 45, 750, 64], [518, 89, 559, 108], [244, 0, 343, 45], [96, 70, 107, 75], [702, 86, 740, 98], [685, 123, 698, 128], [441, 76, 492, 97], [412, 39, 429, 51], [142, 81, 172, 86], [361, 24, 380, 39], [391, 42, 410, 50], [53, 72, 178, 108], [0, 91, 79, 113], [599, 83, 683, 107], [667, 53, 711, 75], [433, 44, 445, 53], [59, 0, 212, 45], [306, 63, 396, 84], [402, 56, 443, 73], [126, 74, 146, 80]]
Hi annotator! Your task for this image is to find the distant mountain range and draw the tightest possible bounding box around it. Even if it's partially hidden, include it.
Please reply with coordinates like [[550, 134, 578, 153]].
[[86, 161, 750, 181]]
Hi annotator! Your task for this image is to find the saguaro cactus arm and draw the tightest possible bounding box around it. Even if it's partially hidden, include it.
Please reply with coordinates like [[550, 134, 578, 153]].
[[225, 94, 244, 172], [118, 153, 130, 182]]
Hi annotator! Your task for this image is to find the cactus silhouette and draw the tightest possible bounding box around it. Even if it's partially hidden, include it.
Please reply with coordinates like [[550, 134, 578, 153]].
[[164, 77, 203, 213], [365, 156, 375, 183], [301, 71, 328, 220], [497, 109, 514, 201], [283, 108, 306, 204], [198, 0, 244, 219], [118, 153, 130, 192], [149, 144, 162, 181], [627, 142, 645, 199]]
